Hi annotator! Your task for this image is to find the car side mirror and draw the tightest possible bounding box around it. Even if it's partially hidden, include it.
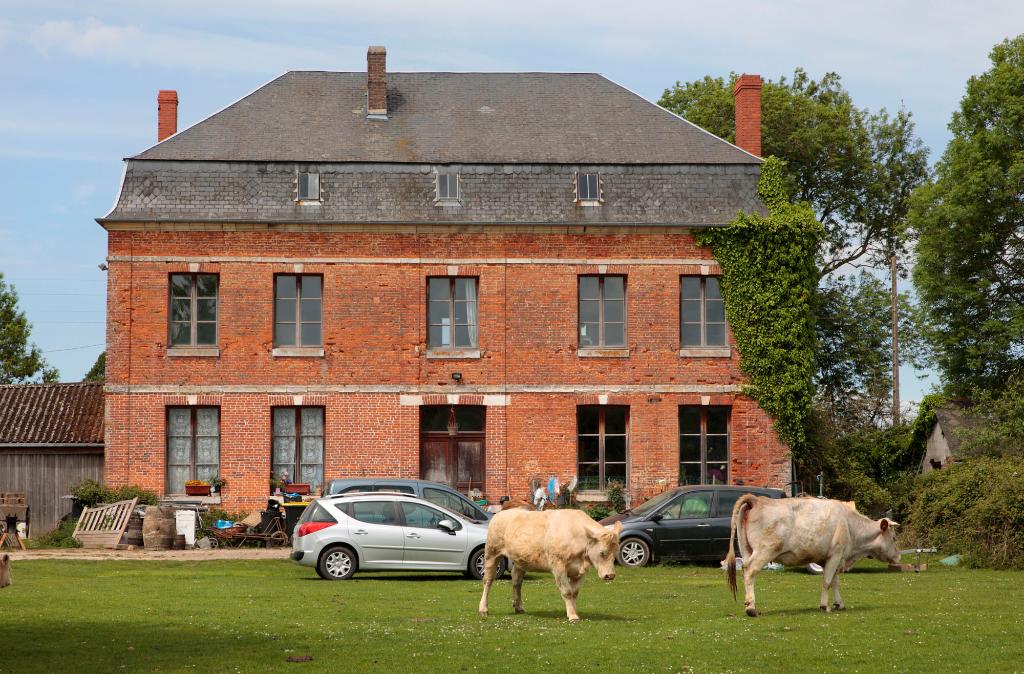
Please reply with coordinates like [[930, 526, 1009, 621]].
[[438, 519, 457, 535], [649, 513, 663, 523]]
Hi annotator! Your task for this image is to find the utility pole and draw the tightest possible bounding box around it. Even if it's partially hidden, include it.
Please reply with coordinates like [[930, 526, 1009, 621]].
[[891, 253, 901, 425]]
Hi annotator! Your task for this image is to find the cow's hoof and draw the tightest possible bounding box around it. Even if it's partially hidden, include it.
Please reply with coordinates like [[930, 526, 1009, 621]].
[[514, 607, 525, 614], [834, 603, 845, 611], [820, 605, 830, 613], [568, 617, 580, 624], [479, 610, 488, 618], [745, 607, 759, 617]]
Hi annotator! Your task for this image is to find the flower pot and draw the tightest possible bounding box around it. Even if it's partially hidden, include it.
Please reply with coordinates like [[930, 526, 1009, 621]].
[[285, 483, 310, 495], [185, 484, 211, 496]]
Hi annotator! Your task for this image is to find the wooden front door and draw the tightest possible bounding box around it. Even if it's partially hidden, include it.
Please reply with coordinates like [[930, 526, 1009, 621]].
[[419, 406, 485, 492]]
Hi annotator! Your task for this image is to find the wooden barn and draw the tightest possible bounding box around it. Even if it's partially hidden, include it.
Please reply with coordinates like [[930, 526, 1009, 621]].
[[0, 382, 104, 535]]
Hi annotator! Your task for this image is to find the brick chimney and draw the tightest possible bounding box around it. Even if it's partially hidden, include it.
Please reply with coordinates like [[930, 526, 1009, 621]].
[[367, 46, 387, 117], [733, 74, 762, 156], [157, 90, 178, 142]]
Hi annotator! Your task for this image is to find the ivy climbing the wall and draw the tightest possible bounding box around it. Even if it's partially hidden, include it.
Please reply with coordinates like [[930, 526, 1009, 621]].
[[695, 157, 823, 457]]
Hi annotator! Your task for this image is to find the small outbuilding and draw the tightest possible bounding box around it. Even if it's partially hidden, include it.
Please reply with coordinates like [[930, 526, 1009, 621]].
[[920, 403, 982, 473], [0, 382, 105, 534]]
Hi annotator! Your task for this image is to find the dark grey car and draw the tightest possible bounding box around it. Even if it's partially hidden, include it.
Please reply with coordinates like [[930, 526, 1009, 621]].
[[599, 485, 785, 567], [323, 478, 490, 523]]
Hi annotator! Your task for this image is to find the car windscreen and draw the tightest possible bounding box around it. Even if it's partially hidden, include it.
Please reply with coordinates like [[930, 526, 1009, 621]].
[[631, 489, 679, 516], [422, 487, 487, 521]]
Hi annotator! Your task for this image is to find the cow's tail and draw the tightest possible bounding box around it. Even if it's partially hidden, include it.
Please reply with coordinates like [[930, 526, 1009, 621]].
[[726, 494, 757, 601]]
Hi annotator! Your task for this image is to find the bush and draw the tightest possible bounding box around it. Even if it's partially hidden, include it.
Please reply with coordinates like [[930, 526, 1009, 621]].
[[71, 479, 158, 508], [583, 503, 611, 521], [28, 518, 82, 549], [903, 456, 1024, 569], [606, 480, 627, 514]]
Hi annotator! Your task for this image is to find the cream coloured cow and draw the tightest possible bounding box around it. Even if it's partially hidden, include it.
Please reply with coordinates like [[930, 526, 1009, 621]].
[[0, 554, 10, 589], [478, 509, 621, 623], [725, 495, 900, 616]]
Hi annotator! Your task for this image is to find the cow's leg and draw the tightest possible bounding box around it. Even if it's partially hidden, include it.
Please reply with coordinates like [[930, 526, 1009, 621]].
[[553, 568, 581, 623], [511, 563, 527, 614], [478, 549, 502, 617], [830, 569, 845, 611], [819, 556, 843, 612], [741, 548, 776, 617]]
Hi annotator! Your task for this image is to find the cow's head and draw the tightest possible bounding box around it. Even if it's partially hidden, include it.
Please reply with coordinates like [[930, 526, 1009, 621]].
[[873, 519, 901, 564], [0, 554, 10, 589], [588, 522, 622, 581]]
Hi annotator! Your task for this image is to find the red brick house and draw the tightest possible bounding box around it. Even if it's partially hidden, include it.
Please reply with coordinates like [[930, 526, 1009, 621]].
[[98, 48, 789, 510]]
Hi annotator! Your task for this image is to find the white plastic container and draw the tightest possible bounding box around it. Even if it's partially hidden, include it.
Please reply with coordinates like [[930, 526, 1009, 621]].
[[175, 510, 197, 546]]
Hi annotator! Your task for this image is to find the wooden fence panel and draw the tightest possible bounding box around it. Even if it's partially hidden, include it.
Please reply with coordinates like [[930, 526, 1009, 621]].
[[73, 498, 138, 548]]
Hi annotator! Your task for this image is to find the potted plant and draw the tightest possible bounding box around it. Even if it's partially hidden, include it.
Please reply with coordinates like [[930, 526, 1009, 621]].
[[210, 477, 226, 494], [184, 480, 211, 496], [270, 473, 284, 494]]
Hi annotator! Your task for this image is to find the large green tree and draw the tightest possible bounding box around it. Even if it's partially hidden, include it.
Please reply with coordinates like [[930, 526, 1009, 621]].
[[660, 69, 929, 276], [815, 273, 927, 430], [0, 272, 58, 384], [911, 35, 1024, 395], [661, 70, 930, 425]]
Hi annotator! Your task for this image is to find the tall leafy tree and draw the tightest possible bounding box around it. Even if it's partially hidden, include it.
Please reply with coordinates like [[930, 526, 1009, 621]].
[[0, 272, 59, 384], [911, 35, 1024, 395], [660, 69, 929, 276], [661, 70, 929, 425], [815, 273, 927, 430]]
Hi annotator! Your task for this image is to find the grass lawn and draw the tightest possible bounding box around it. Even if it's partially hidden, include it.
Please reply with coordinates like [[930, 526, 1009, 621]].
[[2, 559, 1021, 673]]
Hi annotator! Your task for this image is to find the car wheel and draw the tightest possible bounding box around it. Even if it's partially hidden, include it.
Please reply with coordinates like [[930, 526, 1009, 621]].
[[317, 546, 357, 580], [617, 538, 651, 567], [467, 548, 507, 580]]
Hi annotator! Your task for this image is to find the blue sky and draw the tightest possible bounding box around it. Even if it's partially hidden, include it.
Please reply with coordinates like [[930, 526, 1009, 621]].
[[1, 1, 1021, 401]]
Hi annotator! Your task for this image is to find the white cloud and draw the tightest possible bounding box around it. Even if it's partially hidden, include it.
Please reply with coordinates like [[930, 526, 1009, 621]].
[[26, 16, 349, 73], [30, 17, 140, 58]]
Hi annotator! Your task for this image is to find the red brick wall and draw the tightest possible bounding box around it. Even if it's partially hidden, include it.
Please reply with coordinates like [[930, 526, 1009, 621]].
[[104, 227, 790, 508]]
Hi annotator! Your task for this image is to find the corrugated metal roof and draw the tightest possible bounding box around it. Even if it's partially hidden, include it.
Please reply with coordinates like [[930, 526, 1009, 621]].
[[0, 383, 104, 445], [132, 72, 759, 165]]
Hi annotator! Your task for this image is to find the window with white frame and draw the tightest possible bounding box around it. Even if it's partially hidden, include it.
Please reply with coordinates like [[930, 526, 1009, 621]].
[[297, 172, 320, 201], [576, 172, 601, 203], [436, 173, 460, 203]]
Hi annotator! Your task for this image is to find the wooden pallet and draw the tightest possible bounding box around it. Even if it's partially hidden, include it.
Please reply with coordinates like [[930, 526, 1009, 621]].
[[72, 498, 138, 549]]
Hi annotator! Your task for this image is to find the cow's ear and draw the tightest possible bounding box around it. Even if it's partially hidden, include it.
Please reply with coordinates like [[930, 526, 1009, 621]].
[[880, 519, 889, 532]]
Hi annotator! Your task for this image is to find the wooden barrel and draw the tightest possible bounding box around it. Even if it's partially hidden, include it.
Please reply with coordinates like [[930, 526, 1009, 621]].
[[122, 513, 144, 546], [142, 506, 175, 550]]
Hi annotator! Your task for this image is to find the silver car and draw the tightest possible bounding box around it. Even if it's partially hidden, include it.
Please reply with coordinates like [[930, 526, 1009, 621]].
[[290, 492, 507, 580]]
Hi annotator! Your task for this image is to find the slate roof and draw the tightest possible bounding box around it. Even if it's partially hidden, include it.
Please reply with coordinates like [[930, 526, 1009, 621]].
[[132, 72, 759, 165], [934, 405, 985, 455], [0, 383, 104, 445]]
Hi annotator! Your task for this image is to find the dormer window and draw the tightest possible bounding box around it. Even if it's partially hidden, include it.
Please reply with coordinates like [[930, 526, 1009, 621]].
[[436, 173, 461, 204], [576, 172, 601, 205], [297, 172, 320, 202]]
